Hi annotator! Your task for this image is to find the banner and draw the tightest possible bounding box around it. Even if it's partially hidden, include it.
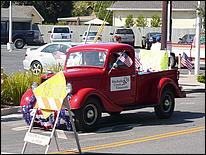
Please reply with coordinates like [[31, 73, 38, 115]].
[[138, 49, 169, 71], [33, 71, 67, 118]]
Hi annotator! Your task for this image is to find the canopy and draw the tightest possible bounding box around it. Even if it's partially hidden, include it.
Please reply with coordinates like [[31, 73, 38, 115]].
[[84, 18, 109, 25]]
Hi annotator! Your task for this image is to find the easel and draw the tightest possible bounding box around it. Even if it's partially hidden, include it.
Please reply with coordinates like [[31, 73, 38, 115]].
[[21, 95, 81, 154]]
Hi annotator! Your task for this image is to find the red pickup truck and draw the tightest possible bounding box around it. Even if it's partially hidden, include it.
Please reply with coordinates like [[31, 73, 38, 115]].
[[21, 43, 185, 132]]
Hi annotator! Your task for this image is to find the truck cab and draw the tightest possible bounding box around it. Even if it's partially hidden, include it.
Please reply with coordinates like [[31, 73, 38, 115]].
[[40, 43, 185, 132]]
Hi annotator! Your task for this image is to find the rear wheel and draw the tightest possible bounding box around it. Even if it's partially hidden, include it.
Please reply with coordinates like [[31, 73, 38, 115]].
[[14, 38, 25, 49], [74, 98, 102, 132], [154, 88, 175, 119]]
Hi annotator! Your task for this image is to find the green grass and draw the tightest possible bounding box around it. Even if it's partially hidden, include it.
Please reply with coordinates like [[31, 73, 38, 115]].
[[1, 70, 41, 106]]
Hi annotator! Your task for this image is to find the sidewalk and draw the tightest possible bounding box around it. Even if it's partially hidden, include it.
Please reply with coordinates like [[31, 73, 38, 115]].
[[1, 74, 205, 116], [179, 74, 205, 90]]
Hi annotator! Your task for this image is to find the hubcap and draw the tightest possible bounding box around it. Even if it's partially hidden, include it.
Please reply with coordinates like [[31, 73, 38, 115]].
[[84, 104, 98, 125], [31, 63, 42, 75], [163, 95, 172, 112]]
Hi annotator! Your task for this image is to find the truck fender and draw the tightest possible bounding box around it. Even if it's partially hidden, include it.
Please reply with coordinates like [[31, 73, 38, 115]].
[[69, 88, 123, 112], [158, 78, 182, 103]]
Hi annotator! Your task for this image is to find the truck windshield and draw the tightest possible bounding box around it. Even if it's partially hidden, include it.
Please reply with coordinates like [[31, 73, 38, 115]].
[[66, 51, 106, 67]]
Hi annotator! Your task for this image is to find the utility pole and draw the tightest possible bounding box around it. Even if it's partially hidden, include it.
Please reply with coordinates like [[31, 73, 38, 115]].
[[194, 1, 201, 75], [167, 1, 172, 68], [7, 1, 14, 52], [161, 1, 168, 50]]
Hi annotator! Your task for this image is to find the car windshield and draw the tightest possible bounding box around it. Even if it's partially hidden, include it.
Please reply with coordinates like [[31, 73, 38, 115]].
[[54, 27, 70, 33], [66, 51, 107, 67], [116, 29, 133, 34], [84, 32, 97, 36], [149, 32, 161, 37]]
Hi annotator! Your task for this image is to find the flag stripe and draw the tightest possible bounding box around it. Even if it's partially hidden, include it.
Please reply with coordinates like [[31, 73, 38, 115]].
[[119, 53, 133, 67], [181, 52, 193, 71]]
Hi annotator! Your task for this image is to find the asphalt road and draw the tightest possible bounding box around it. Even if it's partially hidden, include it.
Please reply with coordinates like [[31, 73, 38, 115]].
[[1, 91, 205, 154]]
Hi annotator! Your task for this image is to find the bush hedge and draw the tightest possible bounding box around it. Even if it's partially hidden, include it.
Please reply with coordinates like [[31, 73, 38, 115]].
[[1, 69, 41, 106], [197, 73, 205, 83]]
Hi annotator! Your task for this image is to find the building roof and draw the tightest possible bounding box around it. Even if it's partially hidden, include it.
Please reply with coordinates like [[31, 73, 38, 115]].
[[57, 14, 96, 22], [1, 5, 44, 21], [107, 1, 205, 11]]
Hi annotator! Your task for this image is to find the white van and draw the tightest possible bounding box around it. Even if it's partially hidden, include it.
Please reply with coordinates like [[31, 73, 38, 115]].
[[49, 26, 72, 42]]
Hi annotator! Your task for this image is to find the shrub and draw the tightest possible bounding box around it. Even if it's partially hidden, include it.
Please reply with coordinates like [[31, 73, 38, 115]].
[[197, 73, 205, 83], [125, 14, 134, 28], [1, 71, 41, 106]]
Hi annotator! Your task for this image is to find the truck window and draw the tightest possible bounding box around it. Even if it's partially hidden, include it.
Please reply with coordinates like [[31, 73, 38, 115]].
[[1, 22, 6, 32], [109, 51, 131, 69]]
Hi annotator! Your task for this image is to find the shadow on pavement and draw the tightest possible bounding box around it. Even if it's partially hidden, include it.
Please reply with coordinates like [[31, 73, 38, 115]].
[[92, 110, 205, 133]]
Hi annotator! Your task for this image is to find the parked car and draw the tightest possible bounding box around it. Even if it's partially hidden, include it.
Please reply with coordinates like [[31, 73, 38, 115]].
[[48, 26, 73, 42], [178, 33, 195, 44], [110, 28, 135, 46], [80, 31, 102, 43], [142, 32, 161, 50], [23, 42, 78, 75], [1, 21, 44, 49]]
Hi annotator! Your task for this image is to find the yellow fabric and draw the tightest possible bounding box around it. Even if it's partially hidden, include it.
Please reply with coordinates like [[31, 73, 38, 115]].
[[33, 71, 67, 118]]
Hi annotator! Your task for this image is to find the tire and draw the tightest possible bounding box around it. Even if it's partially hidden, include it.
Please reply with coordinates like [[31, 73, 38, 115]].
[[14, 38, 25, 49], [154, 88, 175, 119], [30, 61, 43, 75], [169, 54, 176, 68], [74, 98, 102, 132]]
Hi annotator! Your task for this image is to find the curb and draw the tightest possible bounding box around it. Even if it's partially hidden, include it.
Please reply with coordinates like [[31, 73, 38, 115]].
[[1, 106, 22, 116]]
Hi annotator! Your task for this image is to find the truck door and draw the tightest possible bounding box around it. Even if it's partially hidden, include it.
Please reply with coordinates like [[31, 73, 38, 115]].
[[106, 49, 136, 106]]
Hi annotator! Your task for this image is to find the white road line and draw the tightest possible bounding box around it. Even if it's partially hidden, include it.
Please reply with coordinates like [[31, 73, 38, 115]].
[[12, 126, 28, 131], [1, 113, 22, 119]]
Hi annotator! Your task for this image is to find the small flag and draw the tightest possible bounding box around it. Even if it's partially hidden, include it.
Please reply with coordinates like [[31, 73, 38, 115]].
[[135, 57, 142, 70], [181, 52, 193, 71], [119, 53, 133, 67]]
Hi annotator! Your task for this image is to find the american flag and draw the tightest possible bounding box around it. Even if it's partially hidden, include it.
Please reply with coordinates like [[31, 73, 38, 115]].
[[135, 57, 142, 70], [181, 52, 193, 71], [119, 53, 133, 67]]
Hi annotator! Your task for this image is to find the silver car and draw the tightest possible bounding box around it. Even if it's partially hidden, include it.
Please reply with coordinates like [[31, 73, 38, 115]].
[[110, 28, 135, 46]]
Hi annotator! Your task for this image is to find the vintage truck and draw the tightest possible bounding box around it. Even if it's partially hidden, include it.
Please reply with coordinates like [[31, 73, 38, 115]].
[[21, 43, 185, 132]]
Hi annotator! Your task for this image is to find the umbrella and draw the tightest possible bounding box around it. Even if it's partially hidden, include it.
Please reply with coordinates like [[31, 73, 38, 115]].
[[84, 18, 109, 25]]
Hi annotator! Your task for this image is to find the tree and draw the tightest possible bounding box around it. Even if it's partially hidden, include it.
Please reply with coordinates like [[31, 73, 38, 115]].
[[135, 15, 148, 28], [197, 4, 205, 30], [125, 15, 134, 28], [151, 15, 161, 27], [72, 1, 94, 17], [1, 1, 72, 24], [72, 1, 115, 25]]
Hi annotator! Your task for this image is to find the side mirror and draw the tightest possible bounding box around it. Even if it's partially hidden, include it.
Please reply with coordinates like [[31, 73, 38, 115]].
[[70, 31, 73, 33], [179, 38, 182, 40], [41, 34, 44, 36], [48, 30, 52, 33], [80, 34, 82, 36], [110, 33, 113, 35]]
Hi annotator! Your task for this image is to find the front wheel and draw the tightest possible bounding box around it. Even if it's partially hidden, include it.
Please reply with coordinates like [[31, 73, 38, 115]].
[[154, 88, 175, 119], [74, 98, 102, 132], [30, 61, 43, 75]]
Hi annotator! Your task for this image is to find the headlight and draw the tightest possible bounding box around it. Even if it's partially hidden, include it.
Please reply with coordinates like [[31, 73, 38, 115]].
[[66, 83, 72, 94]]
